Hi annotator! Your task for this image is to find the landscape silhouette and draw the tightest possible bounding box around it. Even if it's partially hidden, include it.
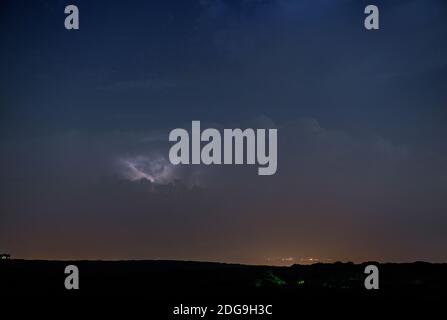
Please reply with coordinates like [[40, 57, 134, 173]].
[[2, 258, 446, 302]]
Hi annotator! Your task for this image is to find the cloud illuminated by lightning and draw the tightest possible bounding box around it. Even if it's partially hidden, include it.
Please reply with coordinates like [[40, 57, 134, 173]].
[[119, 155, 174, 184]]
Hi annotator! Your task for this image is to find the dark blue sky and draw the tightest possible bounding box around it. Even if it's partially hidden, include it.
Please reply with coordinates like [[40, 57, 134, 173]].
[[1, 0, 446, 264]]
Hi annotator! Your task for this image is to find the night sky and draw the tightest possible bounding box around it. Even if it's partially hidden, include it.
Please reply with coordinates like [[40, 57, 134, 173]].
[[1, 0, 446, 264]]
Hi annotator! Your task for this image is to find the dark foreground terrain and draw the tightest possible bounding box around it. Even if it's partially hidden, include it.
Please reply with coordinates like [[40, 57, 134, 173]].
[[1, 260, 446, 316]]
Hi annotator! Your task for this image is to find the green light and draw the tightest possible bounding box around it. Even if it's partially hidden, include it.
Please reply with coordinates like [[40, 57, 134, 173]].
[[265, 271, 286, 286]]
